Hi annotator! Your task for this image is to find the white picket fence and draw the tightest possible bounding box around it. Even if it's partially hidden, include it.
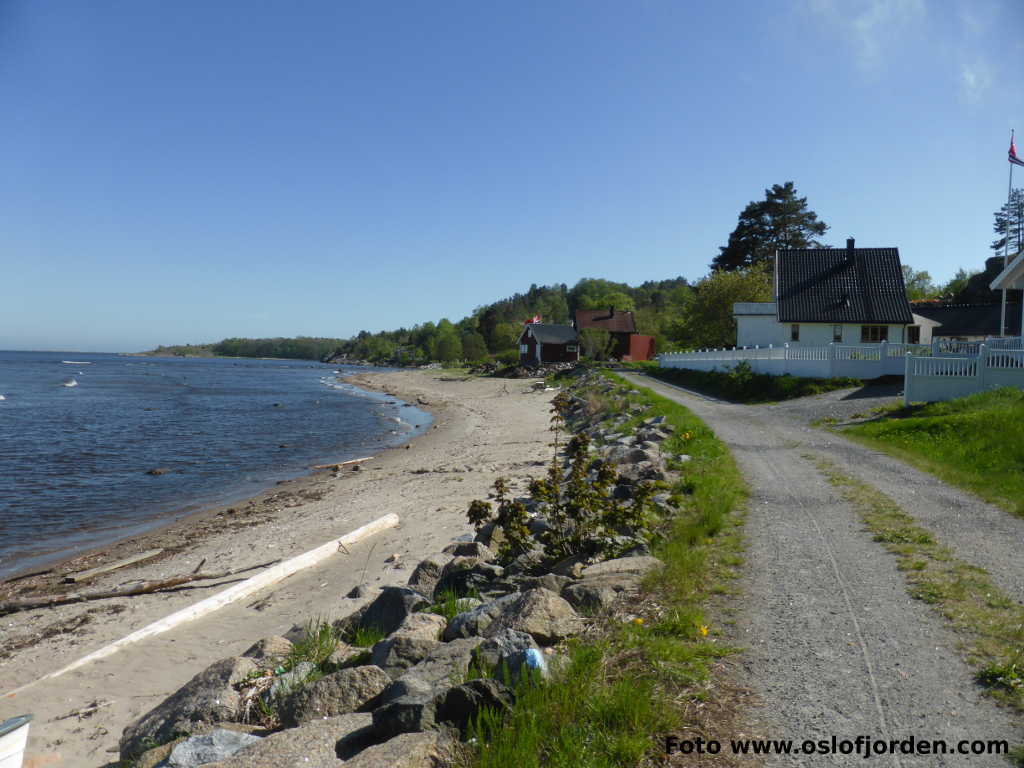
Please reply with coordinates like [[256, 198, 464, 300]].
[[657, 336, 1024, 404], [657, 341, 932, 379], [903, 345, 1024, 405]]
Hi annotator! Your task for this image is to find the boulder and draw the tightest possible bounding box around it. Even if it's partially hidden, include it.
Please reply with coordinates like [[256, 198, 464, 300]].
[[441, 541, 496, 561], [443, 594, 517, 641], [205, 713, 371, 768], [473, 629, 546, 683], [378, 674, 434, 706], [402, 637, 485, 692], [241, 636, 293, 663], [406, 553, 455, 595], [343, 731, 454, 768], [371, 612, 447, 676], [433, 556, 500, 599], [358, 586, 431, 636], [518, 574, 573, 595], [482, 588, 581, 646], [473, 521, 506, 551], [562, 576, 632, 613], [371, 694, 440, 740], [280, 665, 391, 726], [580, 555, 663, 579], [164, 729, 262, 767], [119, 656, 258, 760], [437, 679, 514, 738]]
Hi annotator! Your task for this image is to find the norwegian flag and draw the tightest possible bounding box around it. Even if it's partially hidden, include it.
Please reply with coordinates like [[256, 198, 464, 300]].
[[1010, 134, 1024, 167], [524, 314, 541, 324]]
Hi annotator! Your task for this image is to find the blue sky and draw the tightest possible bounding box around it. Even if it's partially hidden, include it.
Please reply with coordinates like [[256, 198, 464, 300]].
[[2, 0, 1022, 352]]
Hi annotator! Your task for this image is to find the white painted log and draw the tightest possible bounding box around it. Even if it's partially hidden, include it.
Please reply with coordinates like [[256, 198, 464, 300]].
[[2, 513, 399, 698]]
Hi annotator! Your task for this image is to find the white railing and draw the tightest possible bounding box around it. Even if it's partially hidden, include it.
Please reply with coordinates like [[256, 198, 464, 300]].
[[903, 345, 1024, 404], [659, 337, 1024, 383]]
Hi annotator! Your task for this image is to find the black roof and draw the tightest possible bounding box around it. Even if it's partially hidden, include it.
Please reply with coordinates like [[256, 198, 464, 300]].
[[525, 324, 578, 345], [911, 302, 1022, 337], [776, 245, 913, 324]]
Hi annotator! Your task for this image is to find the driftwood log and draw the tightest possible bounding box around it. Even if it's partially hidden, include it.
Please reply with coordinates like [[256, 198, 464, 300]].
[[0, 559, 280, 615]]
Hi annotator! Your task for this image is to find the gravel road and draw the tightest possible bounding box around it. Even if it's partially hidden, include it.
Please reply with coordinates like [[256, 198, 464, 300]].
[[619, 373, 1023, 767]]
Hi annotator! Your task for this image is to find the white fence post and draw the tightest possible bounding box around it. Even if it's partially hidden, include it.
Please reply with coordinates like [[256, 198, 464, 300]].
[[931, 338, 940, 357], [903, 352, 911, 406], [828, 342, 835, 378], [977, 344, 987, 390], [880, 340, 888, 377]]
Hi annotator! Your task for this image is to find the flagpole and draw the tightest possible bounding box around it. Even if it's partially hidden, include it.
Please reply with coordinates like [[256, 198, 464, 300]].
[[1001, 130, 1014, 337]]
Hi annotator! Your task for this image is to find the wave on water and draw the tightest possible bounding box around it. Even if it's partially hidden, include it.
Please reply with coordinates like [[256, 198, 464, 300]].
[[61, 377, 78, 387]]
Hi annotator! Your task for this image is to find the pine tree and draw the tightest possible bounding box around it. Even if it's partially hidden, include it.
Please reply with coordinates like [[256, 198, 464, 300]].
[[991, 187, 1024, 259], [712, 182, 829, 271]]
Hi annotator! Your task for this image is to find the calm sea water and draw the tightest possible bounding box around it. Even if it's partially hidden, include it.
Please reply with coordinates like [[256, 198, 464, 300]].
[[0, 352, 430, 579]]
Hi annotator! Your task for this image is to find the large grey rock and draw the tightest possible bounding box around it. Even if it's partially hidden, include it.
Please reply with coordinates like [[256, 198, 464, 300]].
[[606, 445, 653, 465], [441, 541, 496, 561], [433, 556, 500, 599], [371, 612, 447, 676], [241, 636, 293, 663], [343, 731, 453, 768], [206, 714, 371, 768], [581, 555, 663, 579], [406, 553, 454, 595], [120, 656, 258, 760], [378, 674, 434, 706], [164, 729, 262, 767], [562, 574, 640, 613], [437, 679, 514, 738], [474, 629, 546, 683], [443, 594, 517, 640], [372, 694, 440, 740], [358, 586, 431, 636], [280, 665, 391, 726], [482, 588, 581, 646], [404, 637, 485, 691]]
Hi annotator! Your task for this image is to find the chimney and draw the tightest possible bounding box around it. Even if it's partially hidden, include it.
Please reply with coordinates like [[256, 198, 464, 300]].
[[846, 237, 855, 251]]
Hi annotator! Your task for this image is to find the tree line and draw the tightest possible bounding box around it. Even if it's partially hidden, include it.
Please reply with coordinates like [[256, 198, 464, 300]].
[[147, 182, 1023, 362]]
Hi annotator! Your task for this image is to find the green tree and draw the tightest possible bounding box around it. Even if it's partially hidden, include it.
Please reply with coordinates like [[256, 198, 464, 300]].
[[992, 187, 1024, 258], [712, 182, 829, 271], [579, 328, 615, 360], [461, 331, 488, 361], [671, 262, 773, 348], [937, 268, 978, 300], [901, 265, 937, 300]]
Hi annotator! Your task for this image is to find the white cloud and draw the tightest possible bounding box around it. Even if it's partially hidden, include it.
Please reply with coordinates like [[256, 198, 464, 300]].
[[803, 0, 927, 71]]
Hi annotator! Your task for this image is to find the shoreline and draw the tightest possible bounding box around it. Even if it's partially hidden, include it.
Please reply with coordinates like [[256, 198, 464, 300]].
[[0, 369, 554, 767], [0, 368, 430, 586]]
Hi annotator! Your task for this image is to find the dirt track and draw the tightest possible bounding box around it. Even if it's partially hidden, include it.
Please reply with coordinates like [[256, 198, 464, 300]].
[[620, 372, 1022, 767]]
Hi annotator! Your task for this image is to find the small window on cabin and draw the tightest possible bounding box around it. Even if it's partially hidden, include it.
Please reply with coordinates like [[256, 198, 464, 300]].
[[520, 344, 528, 354], [566, 345, 578, 352], [833, 325, 842, 342], [860, 325, 889, 343], [907, 326, 920, 344], [791, 324, 800, 342]]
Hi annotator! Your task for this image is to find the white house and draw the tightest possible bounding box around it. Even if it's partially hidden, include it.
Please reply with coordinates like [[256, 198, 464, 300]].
[[734, 238, 918, 347], [990, 251, 1024, 337]]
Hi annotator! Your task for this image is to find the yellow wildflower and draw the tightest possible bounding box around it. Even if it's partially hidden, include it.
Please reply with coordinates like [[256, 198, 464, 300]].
[[699, 624, 709, 637]]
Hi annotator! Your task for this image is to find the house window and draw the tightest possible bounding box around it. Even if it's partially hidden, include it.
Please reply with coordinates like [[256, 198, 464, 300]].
[[860, 325, 889, 343], [566, 345, 578, 352], [907, 326, 920, 344], [833, 325, 843, 342], [791, 324, 800, 342], [520, 344, 528, 354]]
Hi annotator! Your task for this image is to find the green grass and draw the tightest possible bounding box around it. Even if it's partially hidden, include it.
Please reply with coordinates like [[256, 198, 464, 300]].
[[840, 387, 1024, 517], [464, 372, 748, 767], [813, 456, 1024, 712], [627, 360, 862, 403]]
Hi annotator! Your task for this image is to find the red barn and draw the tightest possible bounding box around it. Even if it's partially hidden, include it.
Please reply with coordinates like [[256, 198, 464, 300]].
[[573, 307, 655, 361]]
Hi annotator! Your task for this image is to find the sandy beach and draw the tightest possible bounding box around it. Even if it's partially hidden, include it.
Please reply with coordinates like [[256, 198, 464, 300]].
[[0, 370, 552, 767]]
